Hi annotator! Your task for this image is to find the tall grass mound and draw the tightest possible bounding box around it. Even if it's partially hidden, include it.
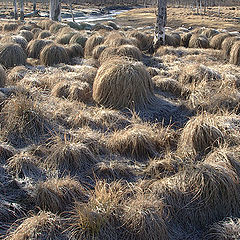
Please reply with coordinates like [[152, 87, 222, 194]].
[[181, 32, 192, 47], [27, 39, 53, 59], [104, 36, 138, 48], [189, 35, 209, 48], [1, 35, 28, 50], [127, 31, 153, 51], [40, 43, 69, 66], [44, 135, 97, 174], [206, 218, 240, 240], [117, 45, 142, 61], [201, 28, 219, 39], [150, 162, 240, 234], [68, 180, 126, 240], [0, 64, 6, 87], [69, 33, 88, 48], [178, 114, 224, 156], [107, 123, 176, 161], [4, 211, 63, 240], [121, 194, 168, 240], [93, 58, 154, 109], [37, 30, 51, 39], [19, 30, 34, 42], [92, 44, 107, 59], [65, 43, 84, 58], [222, 36, 240, 60], [56, 32, 76, 45], [36, 177, 86, 213], [0, 44, 26, 68], [179, 63, 221, 85], [84, 34, 104, 58], [49, 22, 65, 34], [229, 41, 240, 66], [210, 32, 231, 49], [0, 94, 50, 147], [3, 23, 18, 31]]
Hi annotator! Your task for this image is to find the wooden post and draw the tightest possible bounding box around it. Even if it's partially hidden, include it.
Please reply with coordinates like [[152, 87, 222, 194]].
[[13, 0, 18, 20], [50, 0, 61, 22], [19, 0, 24, 21], [154, 0, 167, 49]]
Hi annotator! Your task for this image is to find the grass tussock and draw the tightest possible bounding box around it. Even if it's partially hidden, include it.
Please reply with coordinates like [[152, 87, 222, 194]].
[[0, 64, 6, 88], [189, 35, 209, 48], [180, 32, 192, 47], [37, 30, 52, 39], [69, 33, 88, 48], [7, 151, 43, 179], [210, 32, 231, 49], [150, 162, 240, 231], [201, 28, 219, 39], [84, 34, 104, 58], [19, 30, 34, 42], [92, 44, 107, 59], [51, 80, 92, 103], [3, 23, 18, 32], [56, 32, 76, 45], [1, 35, 28, 50], [36, 176, 87, 213], [44, 134, 97, 174], [4, 211, 63, 240], [0, 94, 50, 147], [107, 123, 177, 160], [65, 43, 84, 58], [179, 63, 221, 85], [8, 66, 27, 84], [40, 43, 69, 66], [222, 36, 240, 60], [0, 44, 27, 68], [27, 39, 53, 59], [229, 41, 240, 65], [120, 193, 168, 240], [178, 114, 224, 157], [68, 180, 127, 240], [93, 58, 154, 110], [152, 76, 189, 98]]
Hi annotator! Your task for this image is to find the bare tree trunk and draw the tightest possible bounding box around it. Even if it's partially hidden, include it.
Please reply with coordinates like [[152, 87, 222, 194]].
[[13, 0, 18, 20], [19, 0, 24, 20], [68, 0, 75, 22], [199, 0, 202, 14], [204, 0, 207, 14], [154, 0, 167, 49], [196, 0, 199, 14], [33, 0, 36, 12], [50, 0, 61, 22]]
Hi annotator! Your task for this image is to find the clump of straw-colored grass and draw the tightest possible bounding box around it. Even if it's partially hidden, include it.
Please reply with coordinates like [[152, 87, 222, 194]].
[[27, 39, 53, 59], [84, 34, 104, 58], [210, 32, 231, 49], [189, 35, 209, 48], [36, 176, 87, 213], [107, 123, 177, 160], [4, 211, 63, 240], [229, 41, 240, 65], [40, 43, 69, 66], [0, 44, 26, 68], [0, 64, 6, 87], [93, 58, 154, 109], [178, 114, 224, 156]]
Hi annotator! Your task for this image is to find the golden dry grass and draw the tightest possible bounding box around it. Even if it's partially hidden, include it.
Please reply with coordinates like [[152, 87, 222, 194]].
[[93, 58, 154, 110]]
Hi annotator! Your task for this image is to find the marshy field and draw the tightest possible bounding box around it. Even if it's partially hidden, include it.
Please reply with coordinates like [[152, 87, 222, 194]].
[[0, 3, 240, 240]]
